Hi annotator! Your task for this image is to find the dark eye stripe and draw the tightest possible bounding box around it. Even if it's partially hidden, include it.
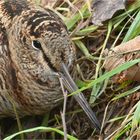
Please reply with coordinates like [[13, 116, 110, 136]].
[[42, 50, 57, 72], [31, 40, 57, 71]]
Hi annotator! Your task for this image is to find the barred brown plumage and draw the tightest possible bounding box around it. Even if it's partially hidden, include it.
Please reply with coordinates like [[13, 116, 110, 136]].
[[0, 0, 100, 131]]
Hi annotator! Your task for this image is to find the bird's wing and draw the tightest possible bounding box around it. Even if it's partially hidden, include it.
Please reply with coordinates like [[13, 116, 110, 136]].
[[0, 19, 18, 115], [0, 20, 11, 90]]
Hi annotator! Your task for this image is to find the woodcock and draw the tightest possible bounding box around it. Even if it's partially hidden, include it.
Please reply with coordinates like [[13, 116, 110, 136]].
[[0, 0, 100, 130]]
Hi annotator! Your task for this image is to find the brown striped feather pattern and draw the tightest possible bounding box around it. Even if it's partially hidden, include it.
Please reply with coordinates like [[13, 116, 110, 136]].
[[0, 0, 75, 116]]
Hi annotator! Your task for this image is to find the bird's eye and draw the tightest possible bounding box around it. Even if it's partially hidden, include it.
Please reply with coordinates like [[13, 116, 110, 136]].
[[32, 40, 42, 50]]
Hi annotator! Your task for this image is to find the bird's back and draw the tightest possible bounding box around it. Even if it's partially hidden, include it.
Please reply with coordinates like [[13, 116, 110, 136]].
[[0, 19, 18, 116]]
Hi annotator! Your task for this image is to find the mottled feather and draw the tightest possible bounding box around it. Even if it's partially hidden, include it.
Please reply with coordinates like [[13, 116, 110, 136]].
[[0, 0, 75, 116]]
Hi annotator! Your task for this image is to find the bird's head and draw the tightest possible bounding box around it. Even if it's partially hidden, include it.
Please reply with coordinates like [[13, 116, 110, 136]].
[[6, 9, 76, 88]]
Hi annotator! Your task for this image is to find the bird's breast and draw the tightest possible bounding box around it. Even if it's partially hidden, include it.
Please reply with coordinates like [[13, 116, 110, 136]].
[[7, 69, 63, 116]]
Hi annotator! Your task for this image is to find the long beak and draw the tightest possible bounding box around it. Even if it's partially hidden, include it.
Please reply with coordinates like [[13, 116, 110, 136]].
[[60, 63, 101, 131]]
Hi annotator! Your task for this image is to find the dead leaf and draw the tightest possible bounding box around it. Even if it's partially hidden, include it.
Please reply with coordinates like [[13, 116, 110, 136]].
[[104, 36, 140, 82], [92, 0, 125, 26]]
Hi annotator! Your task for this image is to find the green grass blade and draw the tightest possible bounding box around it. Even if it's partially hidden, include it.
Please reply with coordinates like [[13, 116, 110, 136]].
[[123, 10, 140, 42], [131, 101, 140, 131], [4, 126, 78, 140], [89, 21, 112, 103], [112, 0, 140, 28], [64, 4, 90, 30], [128, 0, 140, 11], [75, 25, 98, 36], [74, 40, 94, 60], [69, 59, 140, 96], [113, 124, 131, 140], [112, 85, 140, 101]]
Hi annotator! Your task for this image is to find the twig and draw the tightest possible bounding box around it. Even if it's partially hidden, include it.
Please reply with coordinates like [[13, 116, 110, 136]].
[[59, 76, 68, 140], [101, 101, 112, 134]]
